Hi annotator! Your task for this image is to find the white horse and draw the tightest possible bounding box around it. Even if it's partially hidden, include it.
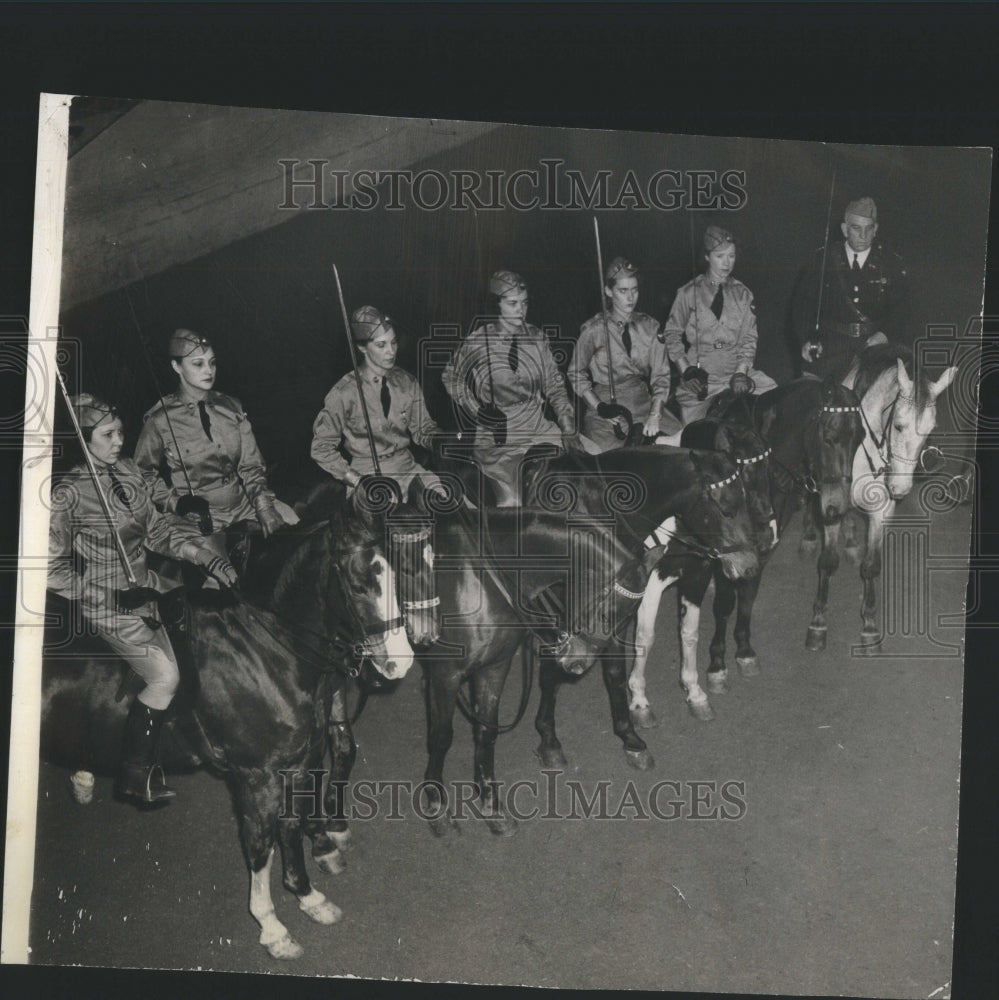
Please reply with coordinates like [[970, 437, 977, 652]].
[[839, 349, 957, 649]]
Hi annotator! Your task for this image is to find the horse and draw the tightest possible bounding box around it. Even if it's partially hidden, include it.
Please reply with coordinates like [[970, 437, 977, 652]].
[[835, 346, 957, 649], [416, 501, 659, 838], [704, 379, 866, 663], [41, 488, 429, 960], [622, 417, 780, 727], [524, 445, 762, 769]]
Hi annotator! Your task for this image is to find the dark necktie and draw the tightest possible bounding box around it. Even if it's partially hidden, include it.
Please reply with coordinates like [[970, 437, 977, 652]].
[[197, 400, 213, 441], [380, 378, 391, 418], [508, 336, 519, 373], [852, 253, 861, 273], [621, 322, 632, 358], [108, 466, 132, 511], [710, 285, 724, 321]]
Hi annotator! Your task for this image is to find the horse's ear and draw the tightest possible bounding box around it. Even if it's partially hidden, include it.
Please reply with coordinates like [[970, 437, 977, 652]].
[[930, 366, 958, 400], [896, 357, 914, 396]]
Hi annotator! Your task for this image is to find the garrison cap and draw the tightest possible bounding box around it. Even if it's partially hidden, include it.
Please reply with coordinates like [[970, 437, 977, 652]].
[[703, 225, 736, 252], [844, 197, 877, 222], [70, 392, 118, 429], [488, 270, 527, 297], [351, 305, 393, 342], [604, 256, 638, 284], [169, 328, 213, 358]]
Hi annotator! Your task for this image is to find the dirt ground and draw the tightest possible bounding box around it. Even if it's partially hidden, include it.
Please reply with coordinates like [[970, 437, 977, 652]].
[[25, 496, 968, 997]]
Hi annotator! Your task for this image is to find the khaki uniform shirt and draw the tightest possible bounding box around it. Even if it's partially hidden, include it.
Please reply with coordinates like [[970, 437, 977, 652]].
[[134, 389, 276, 528], [441, 321, 572, 488], [568, 310, 671, 425], [662, 275, 760, 379], [311, 366, 440, 482], [47, 458, 210, 630]]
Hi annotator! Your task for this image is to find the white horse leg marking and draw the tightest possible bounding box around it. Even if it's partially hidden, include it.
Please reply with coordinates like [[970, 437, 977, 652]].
[[298, 887, 343, 926], [250, 848, 303, 960], [630, 572, 676, 712], [680, 595, 714, 721]]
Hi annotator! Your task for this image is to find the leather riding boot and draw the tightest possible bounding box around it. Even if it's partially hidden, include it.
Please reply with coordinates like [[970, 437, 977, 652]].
[[116, 700, 176, 805]]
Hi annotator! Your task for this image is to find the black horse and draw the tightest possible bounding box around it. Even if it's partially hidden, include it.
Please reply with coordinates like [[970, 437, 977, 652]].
[[41, 488, 431, 960], [416, 502, 656, 838], [525, 446, 761, 769], [707, 377, 865, 657]]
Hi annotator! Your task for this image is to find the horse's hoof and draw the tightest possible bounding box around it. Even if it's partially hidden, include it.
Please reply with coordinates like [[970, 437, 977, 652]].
[[624, 748, 655, 771], [630, 705, 659, 729], [313, 849, 346, 876], [535, 744, 568, 769], [707, 671, 729, 694], [857, 630, 882, 656], [799, 537, 819, 557], [264, 933, 304, 960], [805, 626, 827, 651], [687, 699, 716, 722], [737, 655, 760, 678], [300, 897, 343, 926], [329, 828, 353, 853], [486, 813, 519, 837], [427, 812, 459, 838], [843, 544, 862, 565]]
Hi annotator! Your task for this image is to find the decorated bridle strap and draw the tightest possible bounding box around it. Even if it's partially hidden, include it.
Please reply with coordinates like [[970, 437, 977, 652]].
[[708, 471, 739, 490], [402, 597, 441, 610], [389, 527, 432, 544], [613, 580, 646, 601], [735, 448, 772, 467], [821, 404, 861, 413]]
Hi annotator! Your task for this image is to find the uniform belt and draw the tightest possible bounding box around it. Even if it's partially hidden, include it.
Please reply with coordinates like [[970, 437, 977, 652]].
[[827, 320, 874, 339]]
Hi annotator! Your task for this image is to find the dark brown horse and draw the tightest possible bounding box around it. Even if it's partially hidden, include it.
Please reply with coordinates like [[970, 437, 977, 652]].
[[41, 488, 432, 960], [416, 503, 653, 837]]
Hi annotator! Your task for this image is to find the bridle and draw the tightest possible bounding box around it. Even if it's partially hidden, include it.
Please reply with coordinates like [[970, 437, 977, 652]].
[[385, 523, 441, 619], [773, 402, 861, 496], [856, 390, 942, 482], [641, 470, 751, 562]]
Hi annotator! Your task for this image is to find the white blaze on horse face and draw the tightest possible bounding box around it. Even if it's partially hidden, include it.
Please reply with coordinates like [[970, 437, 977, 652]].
[[372, 554, 415, 679]]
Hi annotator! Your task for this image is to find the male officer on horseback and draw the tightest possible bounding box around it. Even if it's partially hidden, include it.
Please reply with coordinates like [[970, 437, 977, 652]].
[[793, 196, 910, 380]]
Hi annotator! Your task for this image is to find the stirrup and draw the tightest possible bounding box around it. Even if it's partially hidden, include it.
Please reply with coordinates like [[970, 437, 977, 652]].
[[116, 762, 176, 805]]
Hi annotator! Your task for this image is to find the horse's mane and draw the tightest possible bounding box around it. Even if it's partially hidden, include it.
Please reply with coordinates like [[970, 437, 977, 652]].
[[852, 345, 931, 412]]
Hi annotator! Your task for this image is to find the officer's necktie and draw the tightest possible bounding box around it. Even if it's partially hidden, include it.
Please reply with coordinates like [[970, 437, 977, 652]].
[[508, 336, 519, 372], [852, 253, 861, 273], [108, 467, 132, 511], [380, 378, 391, 418], [197, 400, 213, 441], [621, 322, 632, 358], [710, 285, 724, 320]]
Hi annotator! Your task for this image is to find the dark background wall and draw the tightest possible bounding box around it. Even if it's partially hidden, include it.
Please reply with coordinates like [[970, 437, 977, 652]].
[[58, 109, 990, 492]]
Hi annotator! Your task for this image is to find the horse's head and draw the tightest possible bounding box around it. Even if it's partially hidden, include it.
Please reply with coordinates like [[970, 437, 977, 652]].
[[326, 481, 417, 680], [385, 507, 440, 649], [874, 359, 957, 501], [681, 450, 760, 581], [801, 378, 865, 524], [716, 422, 778, 552], [545, 558, 649, 675]]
